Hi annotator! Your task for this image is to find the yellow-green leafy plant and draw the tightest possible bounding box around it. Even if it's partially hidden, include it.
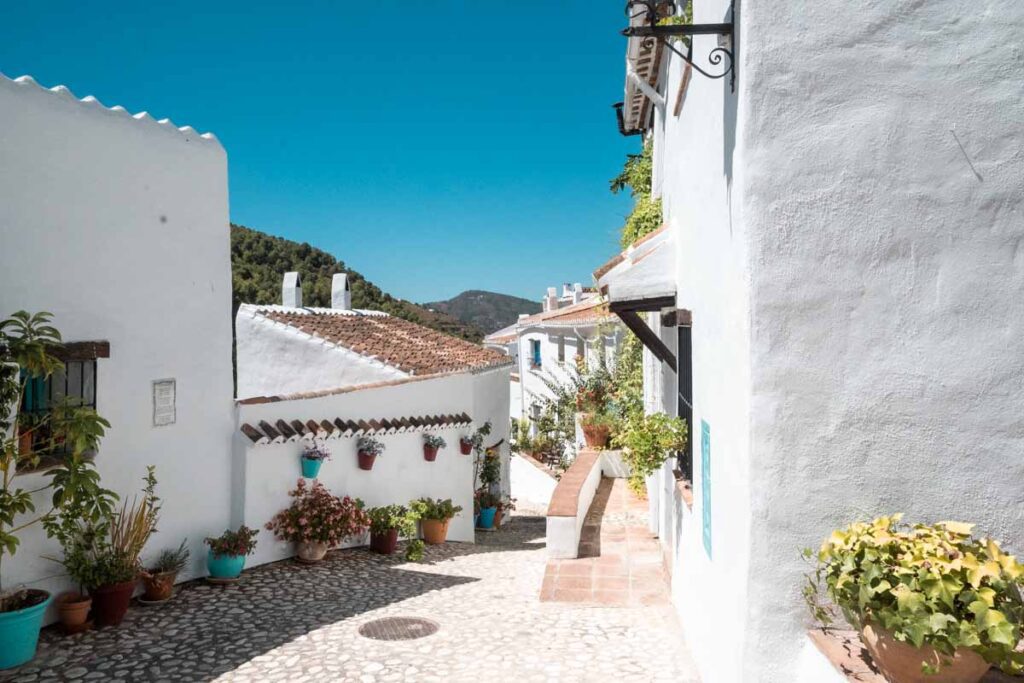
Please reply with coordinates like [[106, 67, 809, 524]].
[[804, 515, 1024, 675], [612, 412, 688, 494]]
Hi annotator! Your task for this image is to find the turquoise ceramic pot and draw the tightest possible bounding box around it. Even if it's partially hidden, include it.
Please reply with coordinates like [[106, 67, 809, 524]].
[[207, 550, 246, 579], [300, 457, 322, 478], [478, 507, 497, 529], [0, 590, 52, 669]]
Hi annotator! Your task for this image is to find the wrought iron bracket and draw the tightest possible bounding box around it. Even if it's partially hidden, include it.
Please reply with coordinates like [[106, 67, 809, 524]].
[[622, 0, 736, 92]]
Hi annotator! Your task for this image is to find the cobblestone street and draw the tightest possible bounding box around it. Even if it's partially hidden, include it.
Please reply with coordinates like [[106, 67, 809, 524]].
[[3, 513, 699, 683]]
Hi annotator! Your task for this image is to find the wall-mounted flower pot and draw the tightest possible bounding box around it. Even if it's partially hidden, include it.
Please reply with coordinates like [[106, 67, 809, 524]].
[[357, 450, 377, 470], [370, 528, 399, 554], [860, 622, 990, 683], [300, 456, 322, 478], [90, 580, 135, 627], [207, 550, 246, 579], [56, 592, 92, 629], [478, 507, 497, 529], [423, 445, 438, 462], [422, 518, 450, 545], [0, 589, 51, 669], [296, 541, 328, 563], [140, 571, 177, 602], [459, 439, 472, 455]]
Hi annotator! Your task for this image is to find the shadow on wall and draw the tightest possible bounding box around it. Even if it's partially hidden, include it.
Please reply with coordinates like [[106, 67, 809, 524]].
[[723, 0, 739, 186]]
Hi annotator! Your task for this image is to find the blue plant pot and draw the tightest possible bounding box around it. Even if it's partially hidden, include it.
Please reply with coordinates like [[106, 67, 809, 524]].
[[0, 590, 51, 669], [300, 457, 322, 478], [207, 550, 246, 579], [478, 507, 497, 529]]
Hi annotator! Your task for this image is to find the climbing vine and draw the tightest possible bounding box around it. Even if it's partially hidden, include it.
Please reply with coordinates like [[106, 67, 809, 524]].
[[610, 139, 661, 248]]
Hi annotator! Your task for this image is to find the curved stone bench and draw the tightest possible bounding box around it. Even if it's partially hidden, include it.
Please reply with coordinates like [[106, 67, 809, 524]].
[[545, 449, 604, 559]]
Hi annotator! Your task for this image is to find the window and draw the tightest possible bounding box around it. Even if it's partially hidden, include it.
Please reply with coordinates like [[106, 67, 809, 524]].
[[21, 360, 97, 415], [557, 336, 565, 363], [529, 339, 542, 369]]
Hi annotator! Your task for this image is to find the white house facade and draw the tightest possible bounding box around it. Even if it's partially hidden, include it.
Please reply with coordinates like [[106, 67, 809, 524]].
[[604, 2, 1024, 682], [0, 73, 236, 595]]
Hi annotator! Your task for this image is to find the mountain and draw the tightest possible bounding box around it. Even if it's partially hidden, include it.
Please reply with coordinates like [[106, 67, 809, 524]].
[[230, 225, 484, 342], [423, 290, 542, 336]]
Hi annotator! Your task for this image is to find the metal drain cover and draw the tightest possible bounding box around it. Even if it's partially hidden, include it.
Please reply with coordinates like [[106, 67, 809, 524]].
[[358, 616, 439, 641]]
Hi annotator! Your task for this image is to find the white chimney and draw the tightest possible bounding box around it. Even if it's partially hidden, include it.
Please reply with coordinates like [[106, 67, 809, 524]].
[[282, 271, 302, 308], [572, 282, 584, 304], [543, 287, 558, 312], [562, 282, 572, 298], [332, 273, 351, 310]]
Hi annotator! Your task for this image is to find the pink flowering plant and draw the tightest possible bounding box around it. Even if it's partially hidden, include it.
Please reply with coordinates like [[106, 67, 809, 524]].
[[265, 479, 369, 545], [301, 440, 331, 462]]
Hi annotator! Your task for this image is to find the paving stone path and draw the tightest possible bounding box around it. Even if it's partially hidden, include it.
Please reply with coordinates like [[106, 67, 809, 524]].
[[3, 513, 700, 682]]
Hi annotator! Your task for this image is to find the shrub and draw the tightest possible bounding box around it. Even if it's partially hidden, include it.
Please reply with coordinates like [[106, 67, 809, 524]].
[[366, 504, 416, 537], [804, 515, 1024, 675], [411, 497, 463, 521], [613, 412, 688, 493], [205, 525, 259, 558], [356, 436, 385, 457], [265, 480, 368, 546]]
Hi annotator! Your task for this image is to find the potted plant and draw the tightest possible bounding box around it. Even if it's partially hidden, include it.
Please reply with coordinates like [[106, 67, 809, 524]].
[[300, 440, 330, 478], [356, 436, 384, 471], [459, 436, 473, 455], [422, 434, 446, 462], [804, 515, 1024, 682], [580, 410, 615, 448], [55, 591, 92, 630], [1, 312, 114, 667], [366, 504, 416, 555], [475, 490, 500, 529], [613, 411, 688, 495], [140, 540, 189, 602], [411, 497, 463, 545], [266, 479, 368, 563], [205, 525, 258, 580], [494, 497, 516, 529]]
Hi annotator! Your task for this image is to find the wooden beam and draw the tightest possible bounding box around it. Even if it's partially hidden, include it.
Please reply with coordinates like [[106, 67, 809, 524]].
[[617, 310, 676, 367], [660, 309, 693, 328], [53, 341, 110, 361], [609, 295, 677, 314]]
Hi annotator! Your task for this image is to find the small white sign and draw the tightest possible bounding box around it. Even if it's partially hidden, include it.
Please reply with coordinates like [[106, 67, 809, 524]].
[[153, 379, 176, 427]]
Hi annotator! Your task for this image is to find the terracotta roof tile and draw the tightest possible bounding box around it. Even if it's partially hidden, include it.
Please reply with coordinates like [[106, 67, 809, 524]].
[[515, 297, 614, 328], [261, 309, 511, 376], [238, 413, 475, 446]]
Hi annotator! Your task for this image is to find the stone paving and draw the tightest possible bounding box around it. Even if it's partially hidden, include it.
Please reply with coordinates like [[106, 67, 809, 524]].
[[541, 477, 669, 606], [3, 513, 699, 683]]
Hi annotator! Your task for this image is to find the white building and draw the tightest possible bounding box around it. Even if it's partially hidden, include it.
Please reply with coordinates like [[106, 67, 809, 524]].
[[234, 273, 513, 564], [603, 2, 1024, 682], [0, 72, 235, 593]]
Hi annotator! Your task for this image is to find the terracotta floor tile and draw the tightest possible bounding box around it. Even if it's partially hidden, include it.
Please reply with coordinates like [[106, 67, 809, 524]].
[[593, 589, 630, 605], [595, 576, 629, 591], [556, 561, 594, 577], [594, 564, 629, 578], [551, 588, 593, 603], [555, 575, 594, 590]]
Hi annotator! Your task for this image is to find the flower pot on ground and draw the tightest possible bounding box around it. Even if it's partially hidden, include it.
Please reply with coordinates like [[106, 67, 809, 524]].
[[580, 411, 614, 448], [356, 436, 385, 471], [300, 441, 330, 479], [804, 515, 1024, 682], [90, 580, 135, 627], [56, 591, 91, 628], [0, 589, 52, 669], [411, 498, 463, 545], [494, 497, 516, 530], [475, 490, 500, 529], [205, 525, 259, 579], [423, 434, 446, 462], [266, 480, 368, 564], [367, 504, 416, 556], [141, 540, 188, 602], [614, 412, 688, 495]]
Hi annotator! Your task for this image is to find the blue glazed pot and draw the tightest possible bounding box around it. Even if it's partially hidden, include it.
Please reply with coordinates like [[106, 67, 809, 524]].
[[478, 507, 497, 529], [0, 590, 52, 669], [207, 550, 246, 579], [300, 457, 322, 478]]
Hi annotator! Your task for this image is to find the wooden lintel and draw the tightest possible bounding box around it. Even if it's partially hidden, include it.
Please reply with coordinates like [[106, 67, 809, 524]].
[[53, 341, 110, 361], [616, 310, 676, 367], [660, 309, 692, 328], [609, 295, 677, 314]]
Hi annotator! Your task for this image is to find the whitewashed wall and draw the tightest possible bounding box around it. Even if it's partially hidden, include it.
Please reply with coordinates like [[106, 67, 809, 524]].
[[645, 0, 1024, 681], [234, 368, 510, 567], [0, 74, 235, 600]]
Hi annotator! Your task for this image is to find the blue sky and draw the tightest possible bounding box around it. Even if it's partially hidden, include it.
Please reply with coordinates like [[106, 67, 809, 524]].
[[2, 1, 638, 302]]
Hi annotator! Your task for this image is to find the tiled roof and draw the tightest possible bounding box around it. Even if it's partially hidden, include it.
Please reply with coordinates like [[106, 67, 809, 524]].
[[260, 308, 511, 376], [516, 296, 614, 329], [240, 412, 472, 446], [484, 322, 518, 344]]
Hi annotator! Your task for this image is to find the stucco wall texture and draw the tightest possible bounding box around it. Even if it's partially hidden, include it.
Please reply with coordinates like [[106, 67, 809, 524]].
[[645, 0, 1024, 681]]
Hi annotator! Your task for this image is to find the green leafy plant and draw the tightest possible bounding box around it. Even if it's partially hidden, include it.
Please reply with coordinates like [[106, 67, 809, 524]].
[[475, 489, 500, 510], [656, 1, 694, 46], [265, 479, 368, 545], [410, 497, 463, 521], [149, 540, 189, 574], [423, 434, 446, 449], [356, 436, 385, 457], [804, 515, 1024, 675], [610, 140, 662, 247], [404, 539, 425, 562], [366, 504, 417, 538], [0, 311, 116, 611], [613, 412, 688, 493], [205, 525, 259, 558]]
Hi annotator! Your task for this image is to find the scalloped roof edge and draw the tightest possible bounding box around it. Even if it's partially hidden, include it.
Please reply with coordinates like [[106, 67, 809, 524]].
[[1, 72, 221, 148]]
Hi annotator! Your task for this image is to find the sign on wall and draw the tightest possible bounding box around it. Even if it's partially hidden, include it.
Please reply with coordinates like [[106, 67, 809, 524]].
[[153, 379, 176, 426], [701, 419, 711, 559]]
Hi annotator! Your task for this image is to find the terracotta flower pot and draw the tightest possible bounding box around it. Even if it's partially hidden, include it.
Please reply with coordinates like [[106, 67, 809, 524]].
[[357, 450, 377, 471], [494, 508, 503, 529], [90, 580, 135, 627], [423, 445, 438, 462], [459, 439, 472, 455], [141, 571, 177, 602], [422, 518, 450, 545], [370, 528, 399, 554], [56, 592, 92, 628], [297, 541, 329, 563], [581, 417, 610, 448], [860, 623, 991, 683]]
